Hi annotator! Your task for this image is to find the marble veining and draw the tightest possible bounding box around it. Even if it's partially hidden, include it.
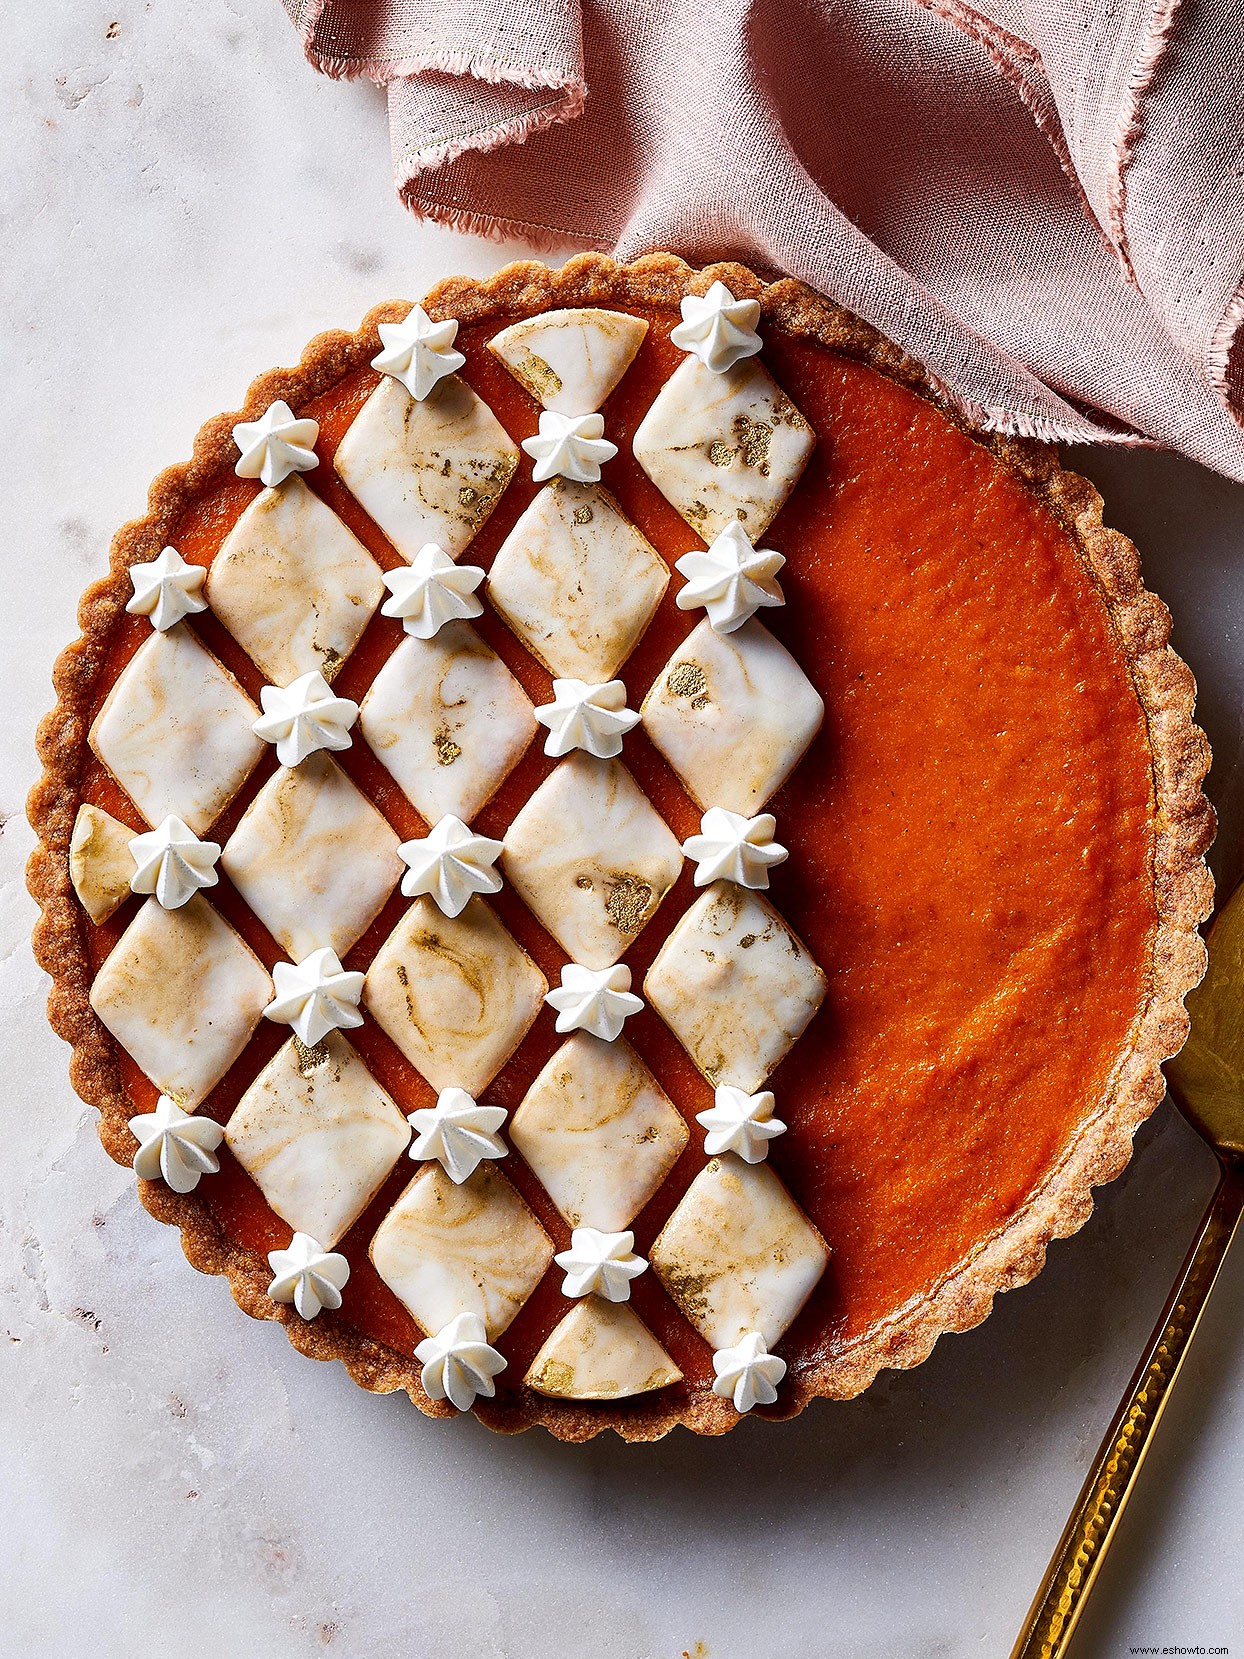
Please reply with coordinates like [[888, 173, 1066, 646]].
[[370, 1161, 554, 1341], [334, 373, 519, 561], [206, 474, 384, 685], [486, 480, 669, 681], [632, 353, 815, 541], [225, 1033, 411, 1249], [358, 623, 536, 823], [651, 1157, 830, 1349]]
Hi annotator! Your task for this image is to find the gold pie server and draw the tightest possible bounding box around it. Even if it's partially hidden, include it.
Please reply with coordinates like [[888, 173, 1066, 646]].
[[1010, 879, 1244, 1658]]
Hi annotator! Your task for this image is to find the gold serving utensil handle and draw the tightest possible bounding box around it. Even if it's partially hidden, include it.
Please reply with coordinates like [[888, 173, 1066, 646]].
[[1012, 876, 1244, 1659], [1009, 1162, 1244, 1659]]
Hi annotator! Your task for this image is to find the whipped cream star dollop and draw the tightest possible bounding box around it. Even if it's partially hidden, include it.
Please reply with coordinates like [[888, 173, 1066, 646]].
[[545, 963, 644, 1042], [696, 1085, 787, 1163], [415, 1311, 507, 1411], [555, 1227, 648, 1302], [263, 947, 365, 1046], [681, 807, 789, 890], [381, 544, 485, 639], [128, 816, 221, 909], [670, 281, 763, 373], [408, 1087, 509, 1184], [252, 669, 358, 766], [398, 814, 504, 917], [535, 678, 639, 759], [371, 305, 466, 401], [232, 400, 320, 488], [129, 1096, 224, 1194], [125, 546, 208, 632], [521, 410, 618, 483], [266, 1232, 350, 1320], [675, 521, 785, 633], [712, 1330, 788, 1412]]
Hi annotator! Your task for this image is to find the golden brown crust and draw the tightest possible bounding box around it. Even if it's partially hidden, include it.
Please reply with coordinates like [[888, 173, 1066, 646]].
[[27, 252, 1214, 1441]]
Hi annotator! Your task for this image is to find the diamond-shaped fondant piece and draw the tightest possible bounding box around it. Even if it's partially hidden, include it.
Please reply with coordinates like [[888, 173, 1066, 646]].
[[364, 895, 546, 1094], [502, 755, 683, 969], [486, 482, 669, 681], [651, 1157, 829, 1348], [645, 883, 826, 1091], [511, 1034, 688, 1230], [488, 308, 649, 415], [225, 1032, 410, 1249], [641, 618, 824, 814], [221, 752, 402, 960], [89, 894, 271, 1108], [370, 1161, 554, 1341], [334, 374, 519, 561], [90, 627, 264, 835], [358, 623, 536, 823], [70, 804, 136, 924], [632, 354, 815, 542], [205, 475, 384, 685], [525, 1297, 682, 1400]]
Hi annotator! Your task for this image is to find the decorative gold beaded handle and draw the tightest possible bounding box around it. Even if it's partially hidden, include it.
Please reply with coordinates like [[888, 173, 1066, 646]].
[[1011, 1162, 1244, 1659]]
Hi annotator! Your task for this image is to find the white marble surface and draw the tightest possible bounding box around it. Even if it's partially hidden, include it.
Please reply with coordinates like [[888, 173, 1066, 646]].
[[3, 4, 1243, 1654]]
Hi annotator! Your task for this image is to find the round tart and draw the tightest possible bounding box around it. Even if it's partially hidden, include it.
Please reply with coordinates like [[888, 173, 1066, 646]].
[[29, 254, 1213, 1440]]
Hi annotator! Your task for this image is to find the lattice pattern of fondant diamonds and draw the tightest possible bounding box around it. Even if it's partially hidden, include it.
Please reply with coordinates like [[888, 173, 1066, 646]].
[[525, 1297, 682, 1400], [641, 618, 824, 815], [91, 298, 834, 1402], [70, 804, 136, 925], [488, 308, 648, 414], [334, 373, 519, 561], [358, 623, 536, 824], [225, 1032, 410, 1249], [645, 883, 826, 1091], [363, 895, 546, 1094], [205, 475, 385, 685], [90, 894, 271, 1108], [650, 1158, 829, 1348], [90, 625, 264, 834], [632, 354, 815, 541], [370, 1161, 554, 1341], [486, 481, 668, 681], [221, 752, 403, 960], [510, 1034, 689, 1230], [502, 754, 683, 969]]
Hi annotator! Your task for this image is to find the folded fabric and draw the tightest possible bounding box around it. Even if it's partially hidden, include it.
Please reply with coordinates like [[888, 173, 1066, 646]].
[[283, 0, 1244, 478]]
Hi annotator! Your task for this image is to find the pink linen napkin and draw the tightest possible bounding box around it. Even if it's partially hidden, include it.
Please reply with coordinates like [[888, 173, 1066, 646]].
[[282, 0, 1244, 478]]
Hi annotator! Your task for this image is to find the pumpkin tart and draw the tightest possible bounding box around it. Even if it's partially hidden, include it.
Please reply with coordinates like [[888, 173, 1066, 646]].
[[28, 254, 1214, 1440]]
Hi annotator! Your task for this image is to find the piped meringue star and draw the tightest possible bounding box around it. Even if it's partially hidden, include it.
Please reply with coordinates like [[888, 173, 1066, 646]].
[[675, 521, 785, 633], [232, 400, 319, 488], [696, 1085, 787, 1163], [398, 815, 504, 917], [372, 305, 466, 401], [521, 410, 618, 484], [408, 1087, 509, 1184], [125, 546, 208, 632], [555, 1227, 648, 1302], [545, 963, 643, 1042], [128, 816, 221, 909], [129, 1096, 224, 1194], [681, 807, 789, 890], [252, 669, 359, 766], [670, 281, 763, 374], [415, 1311, 507, 1411], [263, 947, 365, 1046], [535, 678, 639, 759], [266, 1232, 350, 1320], [712, 1330, 787, 1412], [381, 544, 485, 639]]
